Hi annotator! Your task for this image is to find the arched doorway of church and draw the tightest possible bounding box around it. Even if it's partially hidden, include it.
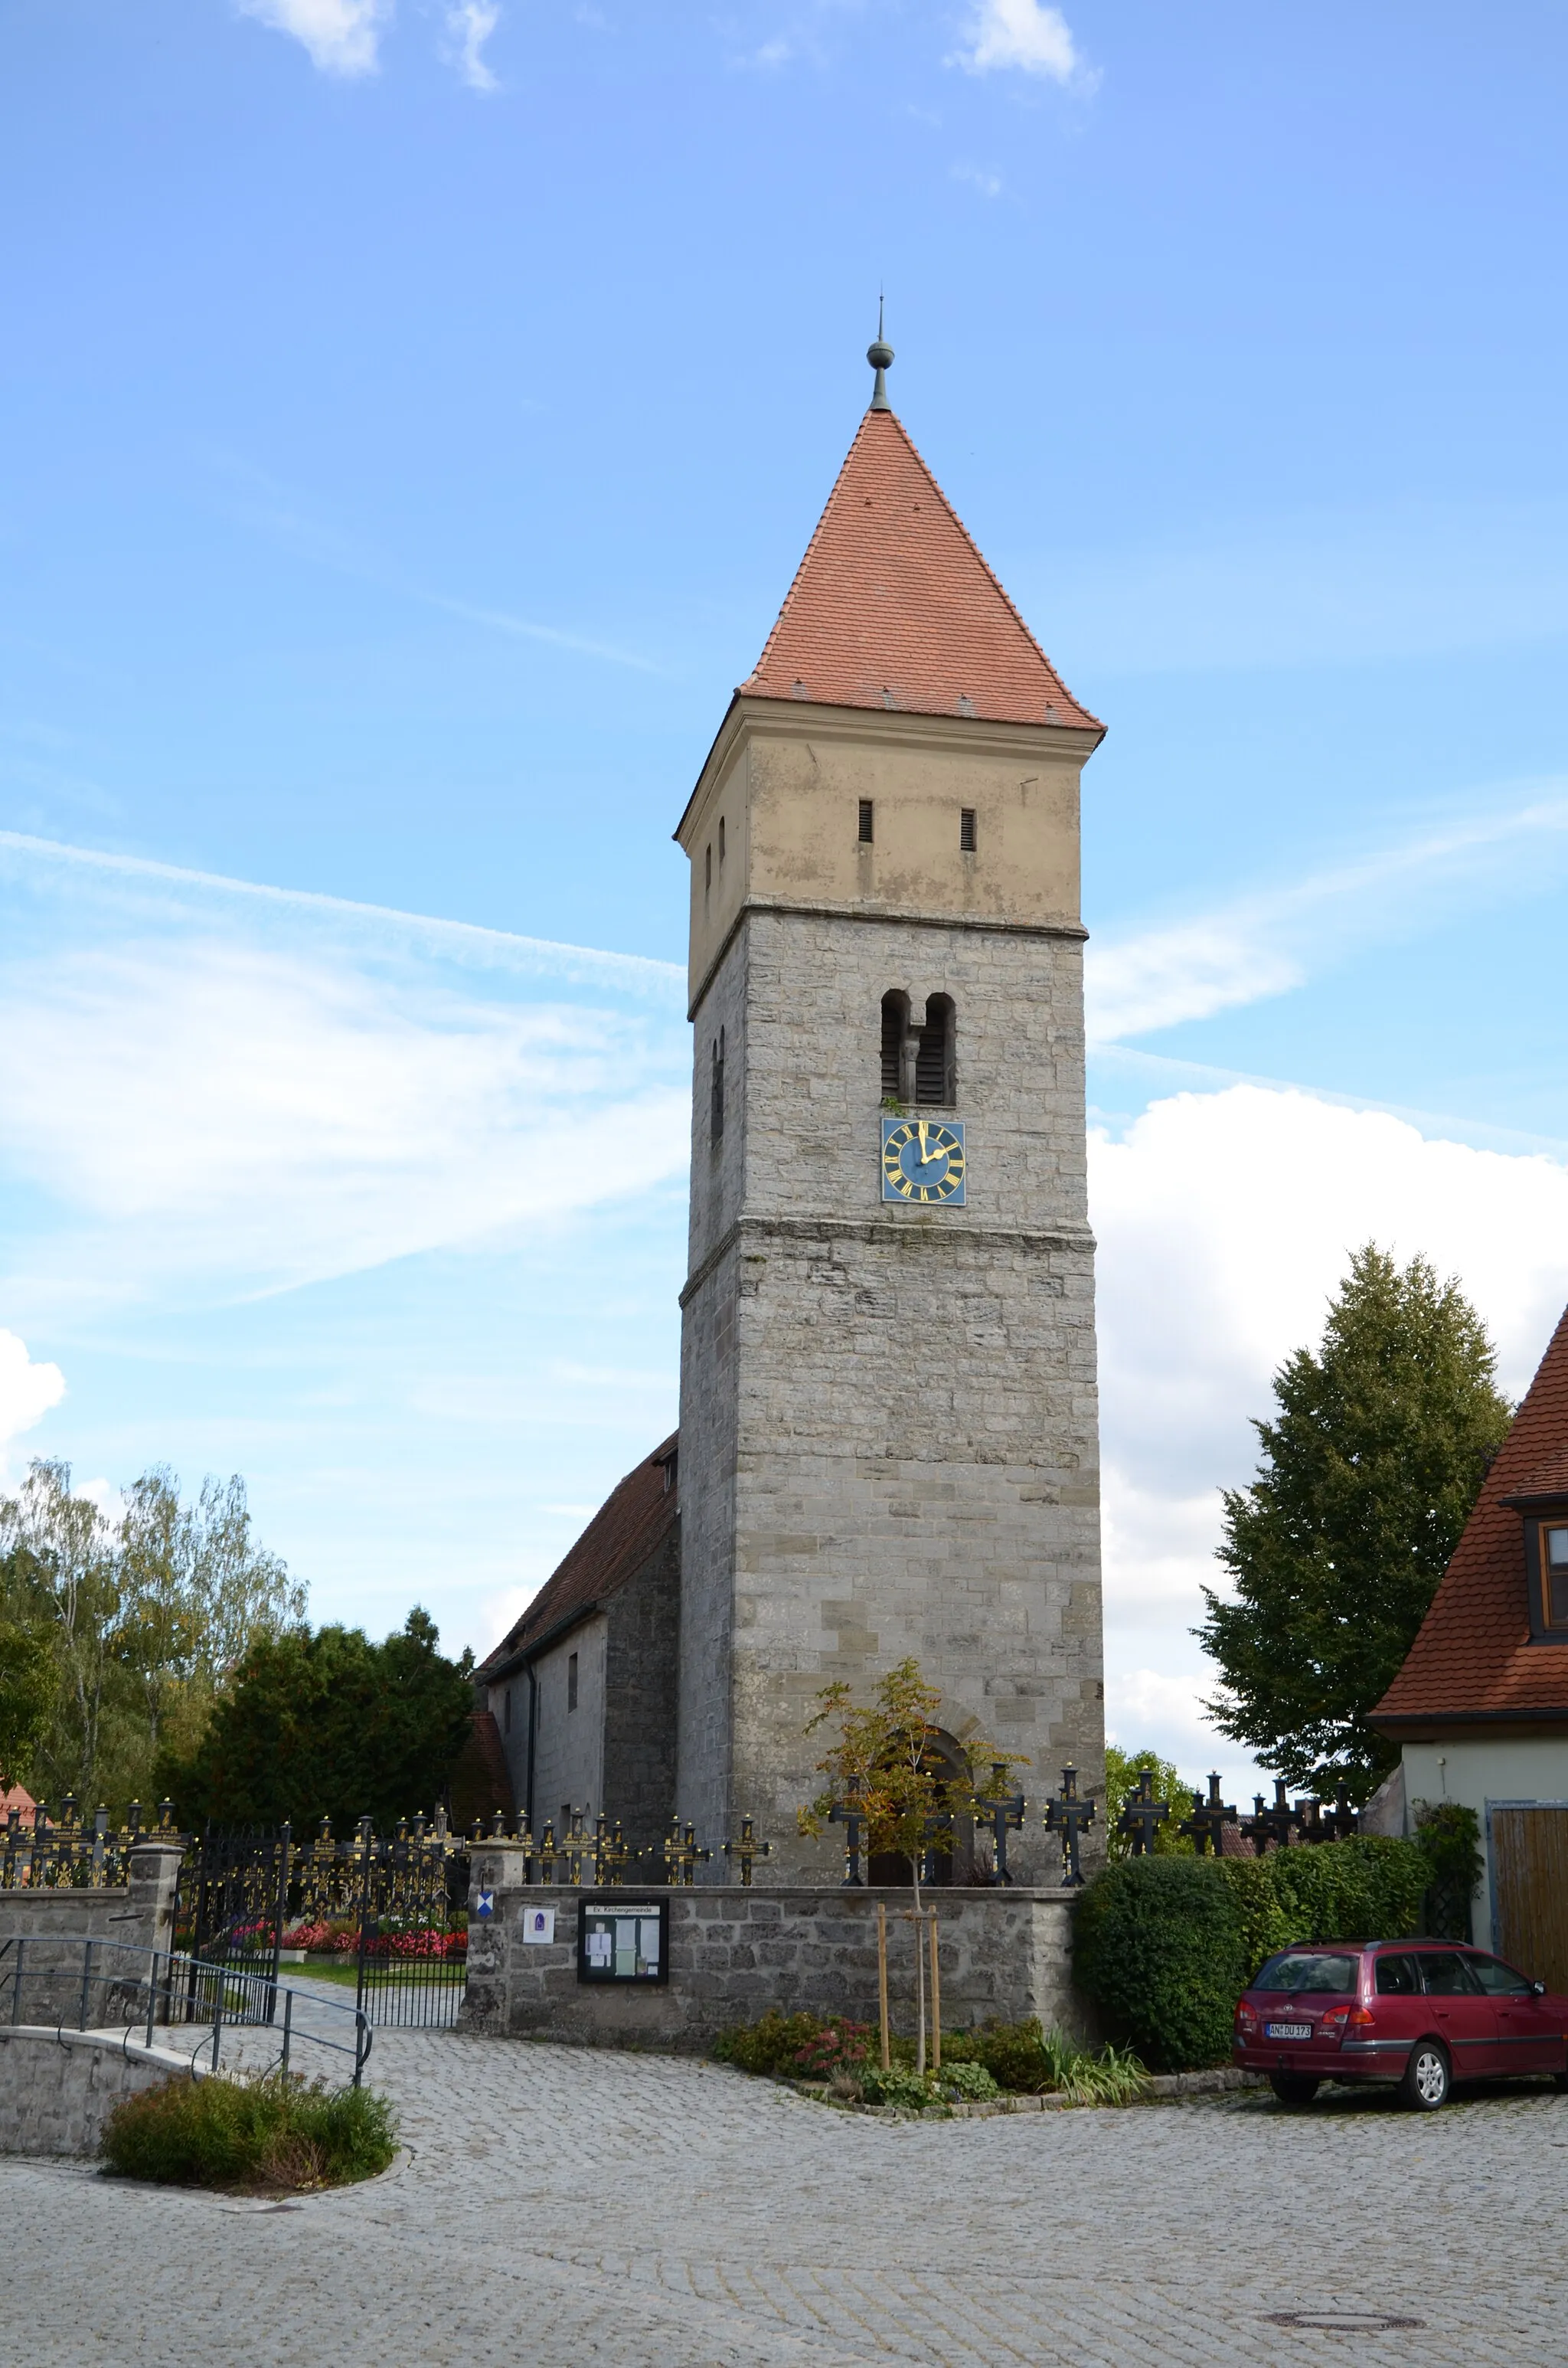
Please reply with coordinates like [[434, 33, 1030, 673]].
[[866, 1729, 975, 1888]]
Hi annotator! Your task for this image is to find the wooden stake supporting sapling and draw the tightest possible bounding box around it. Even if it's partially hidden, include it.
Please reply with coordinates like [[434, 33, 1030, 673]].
[[928, 1909, 941, 2072], [877, 1899, 890, 2070]]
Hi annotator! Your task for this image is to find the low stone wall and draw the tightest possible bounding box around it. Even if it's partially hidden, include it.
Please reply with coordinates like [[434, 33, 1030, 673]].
[[0, 2026, 192, 2157], [463, 1856, 1088, 2049], [0, 1846, 184, 2025]]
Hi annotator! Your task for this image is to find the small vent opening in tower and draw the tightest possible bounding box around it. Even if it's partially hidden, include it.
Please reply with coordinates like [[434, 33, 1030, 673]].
[[858, 799, 874, 844], [959, 808, 977, 852]]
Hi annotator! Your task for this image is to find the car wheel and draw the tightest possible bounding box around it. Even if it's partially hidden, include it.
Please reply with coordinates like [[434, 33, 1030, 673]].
[[1400, 2042, 1450, 2111], [1269, 2072, 1320, 2106]]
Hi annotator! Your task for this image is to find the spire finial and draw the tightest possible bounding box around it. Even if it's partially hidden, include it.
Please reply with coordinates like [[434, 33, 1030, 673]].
[[867, 293, 893, 412]]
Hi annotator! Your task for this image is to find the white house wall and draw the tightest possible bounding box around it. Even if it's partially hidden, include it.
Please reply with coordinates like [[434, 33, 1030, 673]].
[[1400, 1738, 1568, 1951]]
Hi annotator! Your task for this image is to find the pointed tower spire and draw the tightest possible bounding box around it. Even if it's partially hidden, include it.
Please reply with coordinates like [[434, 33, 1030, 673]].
[[866, 296, 893, 412]]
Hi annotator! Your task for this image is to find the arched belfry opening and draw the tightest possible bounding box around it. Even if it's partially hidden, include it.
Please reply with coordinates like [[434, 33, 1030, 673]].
[[916, 994, 955, 1107], [880, 990, 955, 1107]]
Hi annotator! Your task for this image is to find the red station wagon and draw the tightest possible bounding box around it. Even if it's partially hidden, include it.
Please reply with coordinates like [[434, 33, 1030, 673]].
[[1233, 1941, 1568, 2110]]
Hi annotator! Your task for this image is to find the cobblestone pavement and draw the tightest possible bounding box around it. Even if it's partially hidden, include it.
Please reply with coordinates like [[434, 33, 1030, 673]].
[[6, 1985, 1567, 2368]]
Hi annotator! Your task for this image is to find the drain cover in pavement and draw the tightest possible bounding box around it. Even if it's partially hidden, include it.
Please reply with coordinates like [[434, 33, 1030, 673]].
[[1265, 2311, 1426, 2333]]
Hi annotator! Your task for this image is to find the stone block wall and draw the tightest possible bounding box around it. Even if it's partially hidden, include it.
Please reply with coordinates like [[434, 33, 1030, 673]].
[[0, 2028, 194, 2157], [463, 1859, 1089, 2052]]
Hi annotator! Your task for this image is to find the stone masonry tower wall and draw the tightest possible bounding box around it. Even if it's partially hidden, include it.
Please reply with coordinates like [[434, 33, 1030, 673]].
[[674, 389, 1106, 1882]]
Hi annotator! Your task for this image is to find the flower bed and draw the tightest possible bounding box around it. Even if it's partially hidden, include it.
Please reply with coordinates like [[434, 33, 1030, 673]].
[[711, 2011, 1144, 2111]]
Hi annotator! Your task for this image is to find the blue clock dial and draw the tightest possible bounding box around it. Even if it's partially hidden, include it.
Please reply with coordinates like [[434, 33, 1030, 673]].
[[880, 1117, 966, 1205]]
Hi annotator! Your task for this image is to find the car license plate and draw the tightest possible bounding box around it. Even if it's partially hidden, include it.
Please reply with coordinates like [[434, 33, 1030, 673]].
[[1265, 2022, 1312, 2041]]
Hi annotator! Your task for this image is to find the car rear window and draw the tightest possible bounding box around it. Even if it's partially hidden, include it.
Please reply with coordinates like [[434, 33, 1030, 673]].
[[1253, 1951, 1360, 1994]]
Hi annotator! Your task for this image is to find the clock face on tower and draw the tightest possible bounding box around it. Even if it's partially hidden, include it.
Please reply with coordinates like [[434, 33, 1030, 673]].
[[880, 1117, 966, 1205]]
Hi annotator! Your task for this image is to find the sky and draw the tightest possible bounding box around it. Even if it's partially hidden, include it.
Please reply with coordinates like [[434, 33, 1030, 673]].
[[4, 0, 1568, 1809]]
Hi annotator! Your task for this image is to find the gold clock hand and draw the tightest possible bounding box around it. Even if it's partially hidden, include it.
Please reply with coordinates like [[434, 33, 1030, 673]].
[[917, 1120, 929, 1163]]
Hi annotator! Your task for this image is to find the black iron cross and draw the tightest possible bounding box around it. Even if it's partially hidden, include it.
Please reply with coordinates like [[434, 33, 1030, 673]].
[[1044, 1765, 1096, 1886], [1178, 1773, 1236, 1857], [1243, 1778, 1295, 1856], [1316, 1782, 1358, 1843], [828, 1800, 867, 1886], [593, 1815, 633, 1886], [973, 1765, 1027, 1885], [1116, 1768, 1171, 1857], [723, 1815, 773, 1889], [661, 1819, 713, 1886]]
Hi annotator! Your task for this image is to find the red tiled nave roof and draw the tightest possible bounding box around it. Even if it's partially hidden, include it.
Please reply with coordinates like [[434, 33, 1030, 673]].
[[475, 1436, 678, 1678], [740, 405, 1102, 733], [1373, 1305, 1568, 1727]]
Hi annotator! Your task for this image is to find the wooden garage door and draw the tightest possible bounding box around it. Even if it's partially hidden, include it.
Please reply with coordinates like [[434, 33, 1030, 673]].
[[1492, 1807, 1568, 1993]]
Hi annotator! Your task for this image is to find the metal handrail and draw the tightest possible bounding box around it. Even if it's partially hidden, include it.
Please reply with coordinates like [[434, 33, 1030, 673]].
[[0, 1933, 372, 2088]]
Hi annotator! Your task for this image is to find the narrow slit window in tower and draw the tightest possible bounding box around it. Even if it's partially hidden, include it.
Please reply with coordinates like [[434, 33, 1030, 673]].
[[959, 807, 978, 852], [567, 1652, 579, 1712], [704, 843, 712, 893], [858, 799, 874, 844], [710, 1026, 726, 1141], [719, 816, 726, 865], [916, 995, 956, 1106], [880, 990, 909, 1100]]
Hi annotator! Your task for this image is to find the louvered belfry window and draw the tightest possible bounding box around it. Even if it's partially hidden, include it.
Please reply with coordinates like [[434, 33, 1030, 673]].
[[915, 995, 955, 1106], [880, 991, 909, 1099]]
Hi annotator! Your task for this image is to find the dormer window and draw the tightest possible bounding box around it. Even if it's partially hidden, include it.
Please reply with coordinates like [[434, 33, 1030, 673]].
[[1542, 1523, 1568, 1632], [1507, 1490, 1568, 1640]]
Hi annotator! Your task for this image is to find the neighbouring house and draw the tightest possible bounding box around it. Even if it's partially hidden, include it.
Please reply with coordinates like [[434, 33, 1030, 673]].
[[1, 1783, 35, 1827], [1370, 1301, 1568, 1986]]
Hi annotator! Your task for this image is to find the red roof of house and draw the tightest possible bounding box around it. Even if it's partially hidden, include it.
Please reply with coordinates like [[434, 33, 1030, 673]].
[[2, 1782, 35, 1824], [1373, 1304, 1568, 1727], [740, 405, 1102, 732], [475, 1435, 678, 1678]]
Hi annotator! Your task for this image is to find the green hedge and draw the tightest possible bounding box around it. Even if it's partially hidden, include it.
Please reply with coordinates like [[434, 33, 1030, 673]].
[[1074, 1836, 1431, 2072]]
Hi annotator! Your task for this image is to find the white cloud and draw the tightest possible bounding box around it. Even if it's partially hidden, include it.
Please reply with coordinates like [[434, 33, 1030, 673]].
[[1085, 793, 1568, 1044], [0, 840, 690, 1314], [1092, 1082, 1568, 1789], [237, 0, 390, 76], [441, 0, 501, 90], [951, 162, 1003, 198], [0, 1331, 66, 1477], [0, 938, 688, 1304], [949, 0, 1080, 81]]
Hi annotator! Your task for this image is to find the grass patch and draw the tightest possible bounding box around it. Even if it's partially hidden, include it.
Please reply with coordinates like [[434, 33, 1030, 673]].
[[101, 2072, 397, 2192]]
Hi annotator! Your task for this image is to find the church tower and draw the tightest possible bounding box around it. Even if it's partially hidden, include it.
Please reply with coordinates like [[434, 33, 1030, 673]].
[[673, 335, 1106, 1881]]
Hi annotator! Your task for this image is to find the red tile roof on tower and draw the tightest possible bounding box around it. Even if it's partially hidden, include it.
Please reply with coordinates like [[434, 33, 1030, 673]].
[[475, 1435, 678, 1677], [1372, 1304, 1568, 1727], [740, 405, 1102, 732]]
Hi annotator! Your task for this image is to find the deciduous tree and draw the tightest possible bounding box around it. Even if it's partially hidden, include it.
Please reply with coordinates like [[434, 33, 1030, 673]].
[[1197, 1246, 1511, 1798]]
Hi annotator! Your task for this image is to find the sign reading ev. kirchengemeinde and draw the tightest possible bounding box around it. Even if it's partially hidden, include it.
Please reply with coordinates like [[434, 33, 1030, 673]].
[[577, 1897, 669, 1985]]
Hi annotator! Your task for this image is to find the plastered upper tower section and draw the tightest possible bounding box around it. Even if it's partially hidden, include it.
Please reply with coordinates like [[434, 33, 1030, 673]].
[[675, 399, 1103, 1015]]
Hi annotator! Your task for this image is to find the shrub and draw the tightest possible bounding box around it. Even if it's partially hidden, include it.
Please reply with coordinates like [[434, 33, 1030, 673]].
[[712, 2010, 831, 2076], [861, 2065, 935, 2110], [938, 2060, 999, 2101], [101, 2074, 397, 2190], [1075, 1836, 1432, 2071], [1075, 1859, 1247, 2072], [792, 2020, 870, 2079]]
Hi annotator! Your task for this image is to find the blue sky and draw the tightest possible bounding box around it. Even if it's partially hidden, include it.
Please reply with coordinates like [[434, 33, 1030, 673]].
[[5, 0, 1568, 1802]]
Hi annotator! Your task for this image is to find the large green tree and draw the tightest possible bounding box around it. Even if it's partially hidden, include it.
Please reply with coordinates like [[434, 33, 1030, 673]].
[[158, 1608, 475, 1833], [1197, 1245, 1511, 1798], [0, 1459, 300, 1808]]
